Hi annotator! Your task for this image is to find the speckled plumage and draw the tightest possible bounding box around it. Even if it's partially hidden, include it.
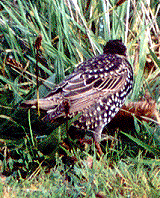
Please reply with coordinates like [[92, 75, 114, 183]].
[[22, 40, 133, 142]]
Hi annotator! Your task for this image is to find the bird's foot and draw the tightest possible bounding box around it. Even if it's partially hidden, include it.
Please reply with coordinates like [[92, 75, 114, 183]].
[[79, 138, 103, 156], [101, 134, 118, 143]]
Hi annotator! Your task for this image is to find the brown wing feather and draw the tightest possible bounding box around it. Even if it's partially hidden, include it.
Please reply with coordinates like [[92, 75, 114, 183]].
[[22, 53, 132, 120], [66, 73, 127, 114]]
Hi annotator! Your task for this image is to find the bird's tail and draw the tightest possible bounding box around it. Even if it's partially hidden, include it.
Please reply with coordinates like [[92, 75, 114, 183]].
[[20, 98, 58, 111]]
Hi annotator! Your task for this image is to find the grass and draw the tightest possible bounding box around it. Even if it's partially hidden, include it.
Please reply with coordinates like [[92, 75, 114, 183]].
[[0, 0, 160, 197], [1, 154, 160, 197]]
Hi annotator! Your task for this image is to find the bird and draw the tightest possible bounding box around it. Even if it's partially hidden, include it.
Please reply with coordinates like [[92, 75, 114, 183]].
[[21, 39, 133, 152]]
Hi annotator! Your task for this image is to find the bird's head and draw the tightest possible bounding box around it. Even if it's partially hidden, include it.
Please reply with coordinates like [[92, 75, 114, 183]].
[[103, 39, 127, 56]]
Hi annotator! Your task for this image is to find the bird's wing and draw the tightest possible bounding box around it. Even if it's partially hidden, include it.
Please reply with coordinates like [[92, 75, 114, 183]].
[[57, 54, 130, 114], [22, 54, 132, 120]]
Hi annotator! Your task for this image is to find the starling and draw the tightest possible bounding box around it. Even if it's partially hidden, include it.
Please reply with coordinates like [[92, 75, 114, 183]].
[[22, 40, 133, 145]]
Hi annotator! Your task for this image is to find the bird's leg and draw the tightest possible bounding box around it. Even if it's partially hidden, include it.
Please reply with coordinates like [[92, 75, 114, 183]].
[[95, 141, 103, 156], [93, 126, 103, 156]]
